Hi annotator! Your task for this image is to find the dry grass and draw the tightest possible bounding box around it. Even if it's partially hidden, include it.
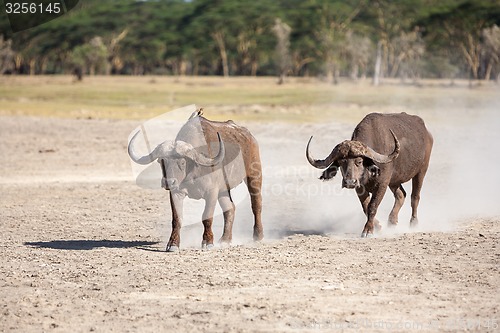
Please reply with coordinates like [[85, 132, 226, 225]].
[[0, 75, 498, 122]]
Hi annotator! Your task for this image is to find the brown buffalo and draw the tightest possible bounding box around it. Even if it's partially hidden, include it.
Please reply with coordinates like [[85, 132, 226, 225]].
[[128, 111, 263, 251], [306, 112, 433, 237]]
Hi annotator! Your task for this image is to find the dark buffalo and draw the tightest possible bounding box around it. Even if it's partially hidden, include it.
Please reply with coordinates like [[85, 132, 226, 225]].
[[128, 111, 263, 251], [306, 112, 433, 237]]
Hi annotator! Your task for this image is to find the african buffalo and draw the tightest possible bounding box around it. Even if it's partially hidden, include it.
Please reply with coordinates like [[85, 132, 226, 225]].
[[128, 111, 263, 251], [306, 112, 433, 237]]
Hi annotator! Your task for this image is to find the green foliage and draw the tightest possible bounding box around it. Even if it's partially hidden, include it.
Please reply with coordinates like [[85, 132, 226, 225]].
[[70, 36, 108, 75], [0, 0, 498, 79]]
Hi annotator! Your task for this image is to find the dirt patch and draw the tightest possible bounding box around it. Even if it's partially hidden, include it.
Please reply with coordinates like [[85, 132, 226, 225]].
[[1, 115, 499, 332]]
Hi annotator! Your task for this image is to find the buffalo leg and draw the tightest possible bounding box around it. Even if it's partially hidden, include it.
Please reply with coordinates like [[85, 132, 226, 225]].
[[388, 185, 406, 226], [218, 191, 235, 244], [166, 192, 184, 252], [356, 187, 382, 232], [361, 184, 388, 238], [410, 172, 425, 227], [246, 175, 263, 241], [201, 193, 218, 249]]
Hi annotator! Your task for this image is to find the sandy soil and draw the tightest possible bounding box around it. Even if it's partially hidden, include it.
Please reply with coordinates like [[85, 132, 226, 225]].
[[1, 113, 499, 332]]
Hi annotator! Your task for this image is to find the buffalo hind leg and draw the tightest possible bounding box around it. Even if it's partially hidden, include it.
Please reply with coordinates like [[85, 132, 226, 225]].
[[410, 172, 426, 227], [388, 185, 406, 226], [218, 191, 235, 245], [246, 175, 263, 241], [356, 187, 382, 232], [201, 193, 218, 249]]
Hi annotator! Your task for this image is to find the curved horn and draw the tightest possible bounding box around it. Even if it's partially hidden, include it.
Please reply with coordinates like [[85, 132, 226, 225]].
[[306, 136, 342, 169], [128, 131, 174, 165], [363, 130, 400, 164], [128, 131, 158, 165], [190, 132, 225, 167]]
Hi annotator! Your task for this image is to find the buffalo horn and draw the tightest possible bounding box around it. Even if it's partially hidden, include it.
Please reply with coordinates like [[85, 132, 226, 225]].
[[128, 131, 175, 165], [363, 130, 400, 164], [190, 132, 225, 167], [306, 136, 342, 169], [128, 131, 158, 165]]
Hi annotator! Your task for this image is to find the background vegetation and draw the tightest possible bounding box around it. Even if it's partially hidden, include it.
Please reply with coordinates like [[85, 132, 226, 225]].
[[1, 75, 498, 121], [1, 0, 500, 83]]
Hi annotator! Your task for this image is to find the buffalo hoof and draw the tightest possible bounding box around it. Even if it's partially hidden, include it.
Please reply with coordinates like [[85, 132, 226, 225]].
[[166, 245, 179, 252], [202, 243, 214, 250], [387, 218, 398, 227], [218, 241, 231, 248], [410, 217, 419, 228], [219, 236, 232, 244], [361, 232, 374, 238]]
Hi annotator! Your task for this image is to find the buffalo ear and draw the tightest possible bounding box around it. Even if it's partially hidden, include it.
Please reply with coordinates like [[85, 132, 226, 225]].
[[367, 164, 380, 177], [363, 157, 380, 177], [319, 163, 339, 181]]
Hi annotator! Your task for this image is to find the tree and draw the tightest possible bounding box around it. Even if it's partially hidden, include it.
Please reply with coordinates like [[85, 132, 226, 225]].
[[70, 36, 108, 79], [345, 30, 372, 80], [369, 0, 426, 84], [272, 18, 291, 84], [185, 0, 242, 77], [482, 25, 500, 81], [422, 1, 500, 83], [211, 30, 229, 77], [390, 28, 425, 82], [1, 0, 499, 80], [0, 37, 15, 74], [233, 0, 278, 76], [312, 0, 365, 83], [105, 29, 128, 75]]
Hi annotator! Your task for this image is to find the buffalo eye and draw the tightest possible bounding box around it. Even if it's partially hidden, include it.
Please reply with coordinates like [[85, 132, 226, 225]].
[[355, 158, 363, 167]]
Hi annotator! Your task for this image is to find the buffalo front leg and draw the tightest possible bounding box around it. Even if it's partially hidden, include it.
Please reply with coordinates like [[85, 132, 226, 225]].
[[166, 192, 185, 252], [201, 193, 218, 249], [361, 185, 388, 238], [356, 187, 382, 232], [218, 191, 235, 245], [388, 185, 406, 226]]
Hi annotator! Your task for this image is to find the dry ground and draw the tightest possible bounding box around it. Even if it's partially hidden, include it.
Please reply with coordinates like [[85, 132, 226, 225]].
[[1, 77, 499, 332]]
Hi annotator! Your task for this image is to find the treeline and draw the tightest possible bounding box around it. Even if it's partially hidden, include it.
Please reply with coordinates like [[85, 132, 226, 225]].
[[1, 0, 500, 82]]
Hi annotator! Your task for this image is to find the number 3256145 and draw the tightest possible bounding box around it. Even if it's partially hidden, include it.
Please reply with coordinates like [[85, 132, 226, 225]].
[[5, 2, 62, 14]]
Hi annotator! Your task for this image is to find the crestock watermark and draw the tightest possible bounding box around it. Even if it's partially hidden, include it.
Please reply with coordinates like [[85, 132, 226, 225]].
[[128, 107, 359, 200], [127, 105, 364, 217], [297, 317, 498, 331]]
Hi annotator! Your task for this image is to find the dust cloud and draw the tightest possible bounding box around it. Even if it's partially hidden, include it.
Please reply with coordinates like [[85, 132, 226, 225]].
[[419, 94, 500, 232]]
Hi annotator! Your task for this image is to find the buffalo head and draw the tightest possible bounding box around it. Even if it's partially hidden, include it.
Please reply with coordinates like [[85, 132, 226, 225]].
[[128, 131, 225, 191], [306, 130, 400, 189]]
